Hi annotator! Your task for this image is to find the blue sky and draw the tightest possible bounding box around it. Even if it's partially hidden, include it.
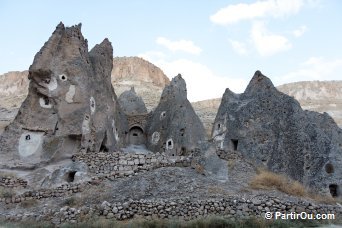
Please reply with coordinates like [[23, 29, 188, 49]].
[[0, 0, 341, 101]]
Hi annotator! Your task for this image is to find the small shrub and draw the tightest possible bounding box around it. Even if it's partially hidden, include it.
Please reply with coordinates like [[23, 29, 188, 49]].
[[62, 196, 82, 207], [20, 198, 38, 208], [0, 186, 14, 198]]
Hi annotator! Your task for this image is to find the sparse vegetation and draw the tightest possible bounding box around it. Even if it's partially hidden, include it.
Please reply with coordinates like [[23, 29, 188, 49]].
[[227, 159, 236, 171], [249, 169, 306, 197], [62, 196, 83, 207], [0, 171, 17, 178], [0, 186, 14, 198], [20, 198, 38, 208], [249, 169, 341, 204], [0, 216, 325, 228]]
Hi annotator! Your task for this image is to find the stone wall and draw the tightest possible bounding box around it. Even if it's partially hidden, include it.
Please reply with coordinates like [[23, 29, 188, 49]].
[[0, 152, 192, 204], [0, 182, 85, 204], [72, 152, 191, 175], [0, 176, 27, 188], [1, 196, 341, 225]]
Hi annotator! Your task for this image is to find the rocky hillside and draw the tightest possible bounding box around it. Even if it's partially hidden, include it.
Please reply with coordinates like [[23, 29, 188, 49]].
[[277, 81, 342, 128], [112, 57, 170, 111], [192, 98, 221, 136], [0, 71, 29, 109]]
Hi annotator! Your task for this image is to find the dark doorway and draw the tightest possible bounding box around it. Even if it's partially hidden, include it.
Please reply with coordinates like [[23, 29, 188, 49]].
[[325, 163, 334, 174], [231, 139, 238, 151], [329, 184, 339, 197], [128, 126, 145, 145], [65, 171, 77, 183]]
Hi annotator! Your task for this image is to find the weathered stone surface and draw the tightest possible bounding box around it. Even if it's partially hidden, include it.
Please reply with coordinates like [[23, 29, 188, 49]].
[[146, 74, 206, 155], [118, 87, 147, 115], [213, 70, 342, 195], [0, 23, 128, 168]]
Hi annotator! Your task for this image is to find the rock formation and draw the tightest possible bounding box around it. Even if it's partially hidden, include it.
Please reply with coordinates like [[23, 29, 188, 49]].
[[146, 74, 207, 155], [118, 87, 148, 115], [213, 71, 342, 196], [0, 23, 128, 169], [112, 57, 170, 111]]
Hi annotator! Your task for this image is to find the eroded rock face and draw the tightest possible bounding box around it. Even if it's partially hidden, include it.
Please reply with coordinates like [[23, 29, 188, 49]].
[[118, 87, 148, 115], [213, 71, 342, 195], [146, 74, 206, 155], [0, 23, 128, 169]]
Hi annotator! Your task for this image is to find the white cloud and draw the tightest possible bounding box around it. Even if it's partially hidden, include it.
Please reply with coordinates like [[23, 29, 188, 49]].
[[138, 52, 247, 102], [210, 0, 305, 25], [156, 37, 202, 55], [292, 25, 307, 37], [276, 57, 342, 85], [251, 21, 292, 56], [229, 39, 249, 55]]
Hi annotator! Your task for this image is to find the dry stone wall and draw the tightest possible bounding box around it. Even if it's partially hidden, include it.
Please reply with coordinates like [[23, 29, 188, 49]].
[[0, 176, 27, 188], [1, 195, 341, 225], [72, 152, 191, 175], [0, 152, 192, 205]]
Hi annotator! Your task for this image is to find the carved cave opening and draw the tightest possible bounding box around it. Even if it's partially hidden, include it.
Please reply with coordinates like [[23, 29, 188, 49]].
[[329, 184, 339, 198], [65, 171, 77, 183], [100, 133, 109, 152], [128, 126, 145, 145], [325, 163, 334, 174], [231, 139, 238, 151]]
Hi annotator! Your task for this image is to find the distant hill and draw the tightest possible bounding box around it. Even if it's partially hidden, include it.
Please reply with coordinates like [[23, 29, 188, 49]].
[[112, 57, 170, 112], [277, 81, 342, 128], [0, 59, 341, 135]]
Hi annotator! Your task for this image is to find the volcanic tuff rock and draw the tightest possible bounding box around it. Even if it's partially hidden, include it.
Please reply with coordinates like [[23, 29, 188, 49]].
[[145, 74, 207, 156], [112, 57, 170, 111], [0, 23, 128, 169], [118, 87, 148, 115], [212, 71, 342, 195]]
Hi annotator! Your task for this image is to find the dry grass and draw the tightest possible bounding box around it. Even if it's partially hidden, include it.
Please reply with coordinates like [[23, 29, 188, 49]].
[[249, 169, 306, 197], [0, 171, 17, 178], [249, 169, 340, 204], [227, 159, 236, 171]]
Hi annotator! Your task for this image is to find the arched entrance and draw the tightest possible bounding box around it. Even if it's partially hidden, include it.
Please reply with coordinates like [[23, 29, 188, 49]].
[[128, 126, 145, 145]]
